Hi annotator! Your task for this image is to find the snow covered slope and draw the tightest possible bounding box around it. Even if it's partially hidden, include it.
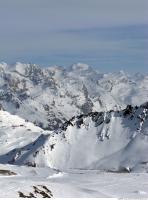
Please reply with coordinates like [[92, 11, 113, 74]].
[[45, 102, 148, 172], [0, 110, 51, 167], [0, 103, 148, 172], [0, 110, 44, 154], [0, 62, 148, 130]]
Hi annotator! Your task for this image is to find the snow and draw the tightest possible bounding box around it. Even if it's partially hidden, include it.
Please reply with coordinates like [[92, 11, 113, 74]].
[[43, 105, 148, 171], [0, 104, 148, 173], [0, 62, 148, 130], [0, 62, 148, 197], [0, 164, 148, 198], [0, 110, 44, 155]]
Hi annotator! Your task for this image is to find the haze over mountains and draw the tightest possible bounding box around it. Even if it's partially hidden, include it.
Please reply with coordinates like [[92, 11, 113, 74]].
[[0, 62, 148, 130], [0, 62, 148, 173]]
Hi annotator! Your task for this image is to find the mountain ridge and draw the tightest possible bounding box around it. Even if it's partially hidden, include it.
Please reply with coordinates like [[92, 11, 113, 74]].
[[0, 102, 148, 172], [0, 62, 148, 130]]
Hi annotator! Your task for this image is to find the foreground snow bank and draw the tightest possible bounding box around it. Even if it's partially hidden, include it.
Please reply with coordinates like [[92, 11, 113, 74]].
[[0, 164, 148, 198]]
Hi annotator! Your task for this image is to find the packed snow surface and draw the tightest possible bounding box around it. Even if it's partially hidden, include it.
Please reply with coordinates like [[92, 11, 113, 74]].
[[0, 164, 148, 198]]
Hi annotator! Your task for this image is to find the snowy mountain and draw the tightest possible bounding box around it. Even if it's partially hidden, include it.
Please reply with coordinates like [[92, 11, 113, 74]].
[[0, 102, 148, 172], [40, 102, 148, 172], [0, 62, 148, 173], [0, 62, 148, 130]]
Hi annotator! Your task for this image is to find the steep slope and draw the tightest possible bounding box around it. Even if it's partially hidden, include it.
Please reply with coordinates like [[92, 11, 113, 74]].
[[0, 103, 148, 172], [0, 110, 52, 167], [0, 62, 148, 130], [45, 103, 148, 171], [0, 110, 44, 154]]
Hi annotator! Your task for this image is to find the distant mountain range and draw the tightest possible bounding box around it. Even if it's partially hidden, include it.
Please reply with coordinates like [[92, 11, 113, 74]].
[[0, 62, 148, 172], [0, 62, 148, 130]]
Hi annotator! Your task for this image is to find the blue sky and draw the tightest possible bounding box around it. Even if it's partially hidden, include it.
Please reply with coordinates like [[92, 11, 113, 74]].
[[0, 0, 147, 73]]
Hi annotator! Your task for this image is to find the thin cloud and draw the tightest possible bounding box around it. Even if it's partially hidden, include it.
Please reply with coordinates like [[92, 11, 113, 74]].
[[0, 0, 147, 72]]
